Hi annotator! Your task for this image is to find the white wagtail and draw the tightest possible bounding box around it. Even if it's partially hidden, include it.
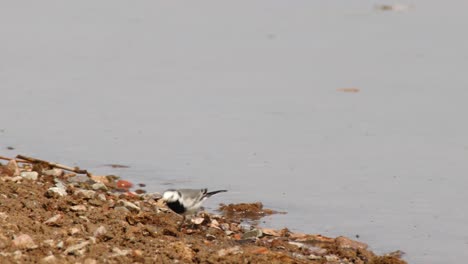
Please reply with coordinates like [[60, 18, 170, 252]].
[[162, 188, 227, 228]]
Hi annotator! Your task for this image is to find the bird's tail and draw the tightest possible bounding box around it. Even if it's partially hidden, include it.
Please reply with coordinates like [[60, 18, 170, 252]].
[[205, 189, 227, 198]]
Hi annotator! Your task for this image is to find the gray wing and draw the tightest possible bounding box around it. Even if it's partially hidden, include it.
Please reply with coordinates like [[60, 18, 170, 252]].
[[178, 189, 207, 209]]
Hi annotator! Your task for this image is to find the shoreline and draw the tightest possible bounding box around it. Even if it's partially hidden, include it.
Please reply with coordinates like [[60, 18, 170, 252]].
[[0, 155, 406, 263]]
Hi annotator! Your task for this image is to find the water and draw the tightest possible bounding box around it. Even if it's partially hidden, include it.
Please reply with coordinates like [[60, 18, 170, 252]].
[[2, 1, 468, 263]]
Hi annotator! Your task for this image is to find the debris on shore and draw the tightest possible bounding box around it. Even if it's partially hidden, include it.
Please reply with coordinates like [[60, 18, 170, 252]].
[[0, 154, 407, 263]]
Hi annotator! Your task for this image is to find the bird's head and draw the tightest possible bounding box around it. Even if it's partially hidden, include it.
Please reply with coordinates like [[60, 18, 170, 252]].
[[162, 190, 180, 203]]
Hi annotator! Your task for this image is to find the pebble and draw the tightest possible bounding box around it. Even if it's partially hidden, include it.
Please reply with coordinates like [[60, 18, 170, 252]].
[[209, 219, 220, 229], [93, 226, 107, 238], [56, 241, 64, 249], [133, 249, 143, 257], [206, 234, 216, 241], [241, 229, 263, 240], [44, 214, 63, 226], [117, 200, 140, 213], [12, 234, 37, 249], [42, 239, 55, 247], [46, 180, 67, 197], [75, 189, 96, 199], [220, 223, 230, 231], [0, 212, 8, 221], [40, 255, 58, 264], [91, 182, 108, 191], [13, 250, 22, 260], [6, 176, 22, 182], [97, 193, 107, 201], [325, 254, 339, 262], [20, 171, 38, 180], [116, 180, 133, 189], [69, 227, 81, 235], [43, 169, 63, 177], [6, 160, 20, 176], [64, 241, 89, 255], [191, 217, 205, 225], [110, 247, 131, 257], [70, 205, 87, 212]]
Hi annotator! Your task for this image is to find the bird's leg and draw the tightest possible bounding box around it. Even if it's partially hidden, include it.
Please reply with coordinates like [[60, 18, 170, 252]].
[[178, 215, 186, 231]]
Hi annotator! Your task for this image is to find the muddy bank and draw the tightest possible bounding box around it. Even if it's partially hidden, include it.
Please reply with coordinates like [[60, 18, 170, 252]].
[[0, 156, 406, 263]]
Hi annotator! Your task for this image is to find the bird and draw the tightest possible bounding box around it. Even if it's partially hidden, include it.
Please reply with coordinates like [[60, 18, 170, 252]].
[[162, 188, 227, 229]]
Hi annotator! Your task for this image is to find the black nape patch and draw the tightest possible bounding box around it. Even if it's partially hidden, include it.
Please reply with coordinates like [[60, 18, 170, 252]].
[[166, 200, 186, 214]]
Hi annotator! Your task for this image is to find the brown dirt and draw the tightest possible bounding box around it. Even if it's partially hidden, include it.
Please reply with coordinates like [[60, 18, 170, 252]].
[[0, 159, 407, 263]]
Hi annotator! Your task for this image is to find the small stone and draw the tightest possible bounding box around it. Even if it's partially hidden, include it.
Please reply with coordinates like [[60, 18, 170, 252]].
[[116, 180, 133, 189], [64, 241, 89, 255], [5, 160, 20, 176], [91, 182, 108, 191], [69, 227, 81, 235], [97, 193, 107, 201], [44, 214, 63, 226], [209, 219, 220, 229], [75, 189, 96, 199], [70, 205, 87, 212], [206, 234, 216, 241], [308, 254, 322, 260], [220, 223, 230, 231], [117, 200, 140, 213], [42, 240, 55, 247], [6, 176, 22, 182], [67, 175, 89, 183], [56, 241, 64, 249], [133, 249, 143, 257], [13, 250, 22, 260], [20, 171, 38, 180], [40, 255, 58, 264], [191, 217, 205, 225], [88, 199, 104, 206], [0, 212, 8, 221], [110, 247, 131, 257], [12, 234, 37, 249], [325, 254, 339, 261], [93, 226, 107, 238], [0, 234, 10, 249], [46, 180, 67, 197], [241, 229, 263, 240], [43, 169, 64, 177]]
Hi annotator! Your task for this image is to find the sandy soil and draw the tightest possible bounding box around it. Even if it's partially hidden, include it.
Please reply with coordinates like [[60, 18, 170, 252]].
[[0, 157, 407, 263]]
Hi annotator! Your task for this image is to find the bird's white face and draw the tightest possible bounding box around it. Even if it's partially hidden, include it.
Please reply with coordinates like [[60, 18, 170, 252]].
[[162, 190, 180, 202]]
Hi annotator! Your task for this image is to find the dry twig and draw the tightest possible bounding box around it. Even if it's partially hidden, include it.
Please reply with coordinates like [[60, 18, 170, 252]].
[[0, 155, 29, 163], [16, 155, 88, 174]]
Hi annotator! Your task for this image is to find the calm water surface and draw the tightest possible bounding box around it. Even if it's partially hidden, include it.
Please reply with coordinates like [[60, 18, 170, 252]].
[[2, 1, 468, 263]]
